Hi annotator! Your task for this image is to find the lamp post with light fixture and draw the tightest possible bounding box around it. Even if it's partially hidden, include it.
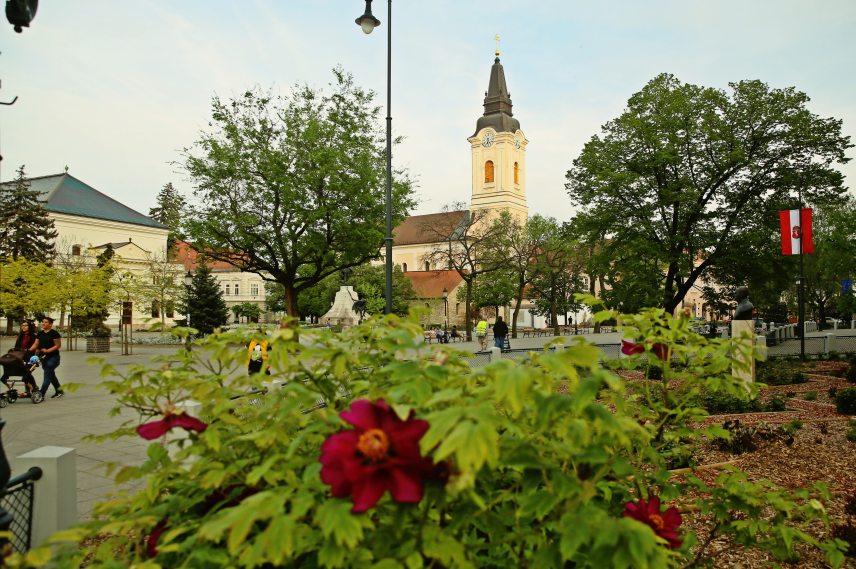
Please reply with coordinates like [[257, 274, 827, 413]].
[[355, 0, 393, 315], [442, 287, 449, 337]]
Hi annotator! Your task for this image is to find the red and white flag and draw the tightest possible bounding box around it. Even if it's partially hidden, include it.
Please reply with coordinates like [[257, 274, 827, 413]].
[[779, 208, 814, 255]]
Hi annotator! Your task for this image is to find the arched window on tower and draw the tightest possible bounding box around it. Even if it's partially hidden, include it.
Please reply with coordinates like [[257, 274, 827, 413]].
[[484, 160, 494, 183], [424, 261, 430, 271], [514, 162, 519, 184]]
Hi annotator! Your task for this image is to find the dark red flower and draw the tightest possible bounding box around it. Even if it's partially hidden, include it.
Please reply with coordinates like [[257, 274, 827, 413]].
[[136, 411, 208, 440], [320, 399, 437, 513], [621, 340, 669, 361], [623, 495, 683, 549]]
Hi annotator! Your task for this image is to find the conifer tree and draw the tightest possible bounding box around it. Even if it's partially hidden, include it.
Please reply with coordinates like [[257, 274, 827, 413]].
[[0, 165, 58, 261], [184, 265, 228, 336], [148, 182, 185, 253]]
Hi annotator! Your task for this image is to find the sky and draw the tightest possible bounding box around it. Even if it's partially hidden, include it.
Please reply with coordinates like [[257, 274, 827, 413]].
[[1, 1, 854, 222]]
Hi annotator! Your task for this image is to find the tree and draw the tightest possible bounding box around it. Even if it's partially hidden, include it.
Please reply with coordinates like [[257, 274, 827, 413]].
[[566, 74, 852, 314], [501, 216, 545, 338], [182, 69, 414, 319], [0, 165, 58, 262], [423, 206, 509, 341], [184, 266, 228, 335], [471, 272, 516, 322], [527, 219, 583, 335], [350, 264, 414, 316], [148, 183, 185, 254], [135, 252, 184, 327], [296, 274, 339, 322], [0, 258, 58, 333]]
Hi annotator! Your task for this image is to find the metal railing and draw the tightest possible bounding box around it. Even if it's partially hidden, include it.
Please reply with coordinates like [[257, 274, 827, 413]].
[[1, 467, 42, 553]]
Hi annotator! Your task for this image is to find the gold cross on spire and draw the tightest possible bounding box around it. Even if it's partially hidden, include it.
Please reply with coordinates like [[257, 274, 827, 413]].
[[495, 34, 501, 57]]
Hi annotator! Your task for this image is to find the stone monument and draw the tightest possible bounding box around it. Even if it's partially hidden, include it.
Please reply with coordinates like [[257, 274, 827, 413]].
[[321, 286, 361, 327], [731, 286, 756, 384]]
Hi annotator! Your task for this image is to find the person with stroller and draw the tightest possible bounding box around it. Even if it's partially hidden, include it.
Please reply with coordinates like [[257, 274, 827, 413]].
[[35, 316, 64, 399], [0, 320, 39, 395]]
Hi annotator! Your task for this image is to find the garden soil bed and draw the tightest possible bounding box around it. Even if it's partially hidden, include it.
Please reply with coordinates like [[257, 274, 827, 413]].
[[685, 371, 856, 568]]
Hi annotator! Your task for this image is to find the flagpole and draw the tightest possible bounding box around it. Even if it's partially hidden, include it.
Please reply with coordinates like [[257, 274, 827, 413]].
[[798, 189, 805, 360]]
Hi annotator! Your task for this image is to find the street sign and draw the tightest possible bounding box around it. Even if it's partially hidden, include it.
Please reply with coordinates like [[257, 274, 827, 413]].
[[122, 302, 133, 324]]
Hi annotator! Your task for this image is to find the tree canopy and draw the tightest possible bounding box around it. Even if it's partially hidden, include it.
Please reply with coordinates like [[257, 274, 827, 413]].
[[182, 68, 414, 319], [0, 165, 58, 262], [148, 183, 185, 253], [567, 74, 852, 314]]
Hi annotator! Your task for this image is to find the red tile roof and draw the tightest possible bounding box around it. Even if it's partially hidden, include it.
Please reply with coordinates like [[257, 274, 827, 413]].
[[173, 241, 240, 271], [405, 270, 464, 299], [393, 210, 468, 246]]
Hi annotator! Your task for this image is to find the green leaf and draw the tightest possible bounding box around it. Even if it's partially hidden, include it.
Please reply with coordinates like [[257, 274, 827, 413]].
[[315, 500, 365, 548]]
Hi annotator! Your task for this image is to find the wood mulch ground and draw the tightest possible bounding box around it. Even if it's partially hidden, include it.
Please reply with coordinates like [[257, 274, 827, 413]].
[[611, 362, 856, 567]]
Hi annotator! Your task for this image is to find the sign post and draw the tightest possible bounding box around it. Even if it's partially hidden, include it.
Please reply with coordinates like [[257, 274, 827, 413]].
[[121, 302, 133, 355]]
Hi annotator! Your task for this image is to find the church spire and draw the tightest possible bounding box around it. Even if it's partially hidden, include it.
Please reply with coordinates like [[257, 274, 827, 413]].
[[473, 50, 520, 136]]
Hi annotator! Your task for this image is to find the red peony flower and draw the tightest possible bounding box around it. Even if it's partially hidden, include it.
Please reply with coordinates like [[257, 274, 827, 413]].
[[623, 495, 683, 549], [136, 411, 208, 440], [320, 399, 437, 513], [621, 340, 669, 361]]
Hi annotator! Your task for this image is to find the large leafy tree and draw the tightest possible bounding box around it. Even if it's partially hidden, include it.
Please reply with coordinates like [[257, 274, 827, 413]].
[[148, 183, 185, 254], [528, 219, 584, 335], [567, 74, 852, 314], [0, 165, 58, 262], [182, 69, 414, 319]]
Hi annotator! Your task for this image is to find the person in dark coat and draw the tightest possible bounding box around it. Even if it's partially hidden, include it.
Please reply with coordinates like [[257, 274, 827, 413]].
[[35, 317, 64, 398], [493, 316, 509, 349]]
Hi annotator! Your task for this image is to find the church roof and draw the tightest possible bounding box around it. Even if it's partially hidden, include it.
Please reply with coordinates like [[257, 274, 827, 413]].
[[393, 210, 469, 246], [4, 173, 166, 229], [473, 56, 520, 136], [173, 240, 240, 271], [405, 270, 463, 299]]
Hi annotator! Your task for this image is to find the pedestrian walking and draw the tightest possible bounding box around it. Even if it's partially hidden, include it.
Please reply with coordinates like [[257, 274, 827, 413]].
[[35, 316, 64, 398], [475, 318, 488, 351], [493, 316, 509, 349]]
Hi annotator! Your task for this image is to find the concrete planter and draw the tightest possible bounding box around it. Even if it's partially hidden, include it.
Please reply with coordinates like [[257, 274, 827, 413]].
[[85, 337, 110, 353]]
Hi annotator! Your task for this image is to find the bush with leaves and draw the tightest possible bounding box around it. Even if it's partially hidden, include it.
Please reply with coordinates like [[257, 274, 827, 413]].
[[11, 308, 849, 568]]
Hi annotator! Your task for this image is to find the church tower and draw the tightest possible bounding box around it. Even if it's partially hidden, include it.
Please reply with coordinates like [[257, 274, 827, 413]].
[[468, 48, 528, 222]]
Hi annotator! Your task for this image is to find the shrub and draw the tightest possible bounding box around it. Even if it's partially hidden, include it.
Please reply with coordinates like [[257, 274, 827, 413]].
[[846, 362, 856, 384], [765, 395, 788, 412], [803, 391, 818, 401], [715, 419, 757, 454], [835, 388, 856, 415], [24, 309, 847, 568], [782, 419, 804, 436], [756, 359, 806, 385]]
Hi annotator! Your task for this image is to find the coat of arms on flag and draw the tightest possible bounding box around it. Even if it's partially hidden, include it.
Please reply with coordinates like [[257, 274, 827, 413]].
[[779, 208, 814, 255]]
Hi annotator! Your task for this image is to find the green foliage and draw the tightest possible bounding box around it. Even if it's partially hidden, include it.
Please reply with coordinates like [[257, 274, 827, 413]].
[[182, 68, 415, 319], [148, 182, 186, 250], [834, 388, 856, 415], [184, 266, 229, 335], [567, 74, 852, 314], [846, 360, 856, 384], [0, 165, 58, 263], [803, 391, 818, 401], [756, 359, 806, 386], [24, 309, 847, 568], [350, 264, 414, 316]]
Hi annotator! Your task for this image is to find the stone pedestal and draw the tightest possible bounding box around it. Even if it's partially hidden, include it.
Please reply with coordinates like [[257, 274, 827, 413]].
[[731, 320, 755, 384], [321, 286, 361, 327], [85, 337, 110, 353]]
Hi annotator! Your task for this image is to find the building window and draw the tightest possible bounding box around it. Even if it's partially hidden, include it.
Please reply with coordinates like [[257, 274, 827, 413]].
[[251, 283, 259, 296], [455, 303, 460, 315], [514, 162, 519, 184], [424, 261, 430, 271], [71, 245, 81, 256], [485, 160, 494, 183], [234, 284, 240, 296], [166, 301, 175, 318], [225, 284, 231, 295], [402, 263, 407, 273], [151, 300, 160, 318]]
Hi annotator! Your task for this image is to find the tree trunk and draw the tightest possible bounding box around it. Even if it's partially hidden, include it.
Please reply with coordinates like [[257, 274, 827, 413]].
[[511, 282, 525, 339], [465, 280, 473, 341], [284, 286, 300, 321]]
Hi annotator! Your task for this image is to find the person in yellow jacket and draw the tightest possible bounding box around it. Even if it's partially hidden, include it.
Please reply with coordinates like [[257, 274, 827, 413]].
[[247, 337, 271, 375], [475, 318, 488, 351]]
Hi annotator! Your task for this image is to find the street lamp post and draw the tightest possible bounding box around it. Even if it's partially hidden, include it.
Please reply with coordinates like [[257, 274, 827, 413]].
[[355, 0, 393, 315], [442, 287, 449, 337]]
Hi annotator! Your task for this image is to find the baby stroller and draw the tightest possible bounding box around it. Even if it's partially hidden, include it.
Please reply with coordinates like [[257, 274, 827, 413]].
[[0, 351, 44, 406]]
